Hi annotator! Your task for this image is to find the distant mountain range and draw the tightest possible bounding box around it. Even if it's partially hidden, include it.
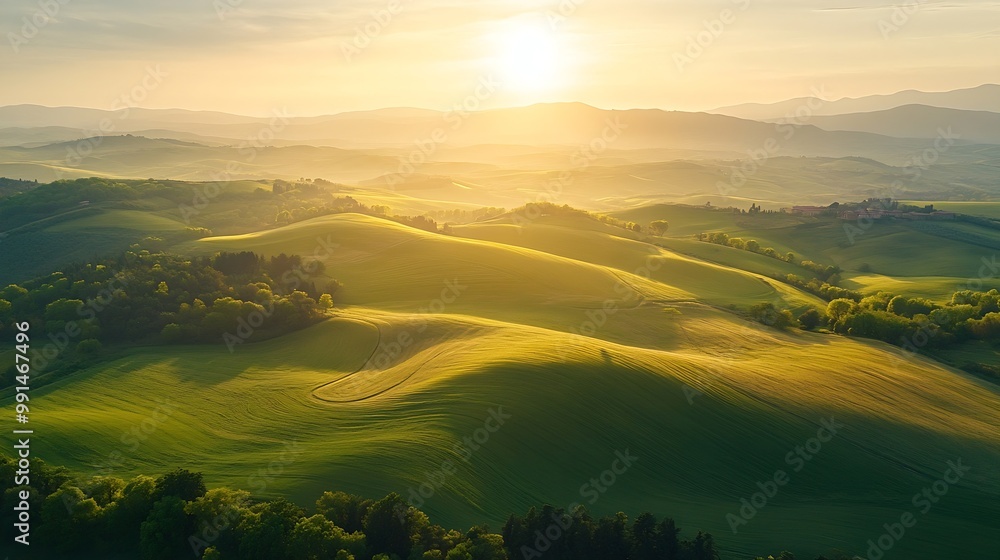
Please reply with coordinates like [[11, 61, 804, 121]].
[[804, 105, 1000, 145], [0, 101, 976, 155], [3, 85, 999, 153], [1, 91, 999, 187], [709, 84, 1000, 120]]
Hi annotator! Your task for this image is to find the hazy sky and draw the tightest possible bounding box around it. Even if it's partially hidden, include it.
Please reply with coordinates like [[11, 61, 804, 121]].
[[1, 0, 998, 115]]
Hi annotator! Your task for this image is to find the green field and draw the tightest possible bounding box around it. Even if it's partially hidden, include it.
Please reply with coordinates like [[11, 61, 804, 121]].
[[610, 204, 1000, 301], [7, 210, 1000, 559], [903, 200, 1000, 219]]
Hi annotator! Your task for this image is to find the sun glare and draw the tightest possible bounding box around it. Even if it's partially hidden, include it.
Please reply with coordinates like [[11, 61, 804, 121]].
[[493, 21, 565, 96]]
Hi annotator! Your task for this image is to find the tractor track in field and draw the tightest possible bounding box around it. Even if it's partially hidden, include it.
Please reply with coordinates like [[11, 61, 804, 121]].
[[311, 316, 449, 404]]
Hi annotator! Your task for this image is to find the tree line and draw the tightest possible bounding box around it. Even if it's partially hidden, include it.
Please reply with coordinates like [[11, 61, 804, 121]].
[[746, 288, 1000, 380], [0, 248, 337, 387], [0, 458, 858, 560]]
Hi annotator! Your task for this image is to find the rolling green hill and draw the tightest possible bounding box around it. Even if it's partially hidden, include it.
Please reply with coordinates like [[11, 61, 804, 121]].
[[4, 199, 1000, 559], [14, 304, 1000, 559], [612, 204, 1000, 301]]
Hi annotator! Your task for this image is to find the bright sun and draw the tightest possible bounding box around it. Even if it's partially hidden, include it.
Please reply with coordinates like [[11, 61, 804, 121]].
[[494, 22, 564, 95]]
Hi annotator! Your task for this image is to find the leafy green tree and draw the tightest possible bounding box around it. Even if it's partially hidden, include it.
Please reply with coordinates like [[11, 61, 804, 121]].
[[39, 486, 101, 555], [237, 498, 304, 560], [657, 517, 680, 560], [859, 292, 894, 312], [630, 512, 658, 560], [288, 514, 349, 560], [155, 468, 207, 502], [798, 309, 824, 330], [44, 298, 84, 321], [104, 475, 157, 552], [967, 312, 1000, 339], [140, 496, 192, 560], [649, 220, 670, 235], [76, 338, 103, 354], [316, 491, 371, 533], [446, 525, 507, 560], [82, 475, 124, 506], [186, 487, 252, 558], [749, 303, 797, 329], [887, 295, 936, 318], [364, 493, 419, 558], [827, 298, 857, 321]]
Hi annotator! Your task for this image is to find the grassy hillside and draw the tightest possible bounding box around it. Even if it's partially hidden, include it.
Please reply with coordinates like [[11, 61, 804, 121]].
[[183, 213, 697, 330], [612, 204, 1000, 300], [5, 203, 1000, 559], [10, 305, 999, 559], [0, 207, 192, 284], [449, 213, 824, 311]]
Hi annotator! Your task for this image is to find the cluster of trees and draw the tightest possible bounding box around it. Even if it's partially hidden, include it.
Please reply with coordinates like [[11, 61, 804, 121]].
[[696, 233, 798, 267], [0, 178, 440, 236], [955, 212, 1000, 232], [779, 274, 861, 302], [696, 232, 855, 301], [0, 458, 849, 560], [649, 220, 670, 236], [502, 506, 719, 560], [0, 176, 39, 197], [0, 178, 141, 229], [0, 249, 335, 386], [746, 304, 828, 332], [747, 303, 800, 329], [826, 289, 1000, 347], [747, 289, 1000, 376], [740, 203, 781, 216], [509, 202, 645, 233], [272, 178, 342, 195]]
